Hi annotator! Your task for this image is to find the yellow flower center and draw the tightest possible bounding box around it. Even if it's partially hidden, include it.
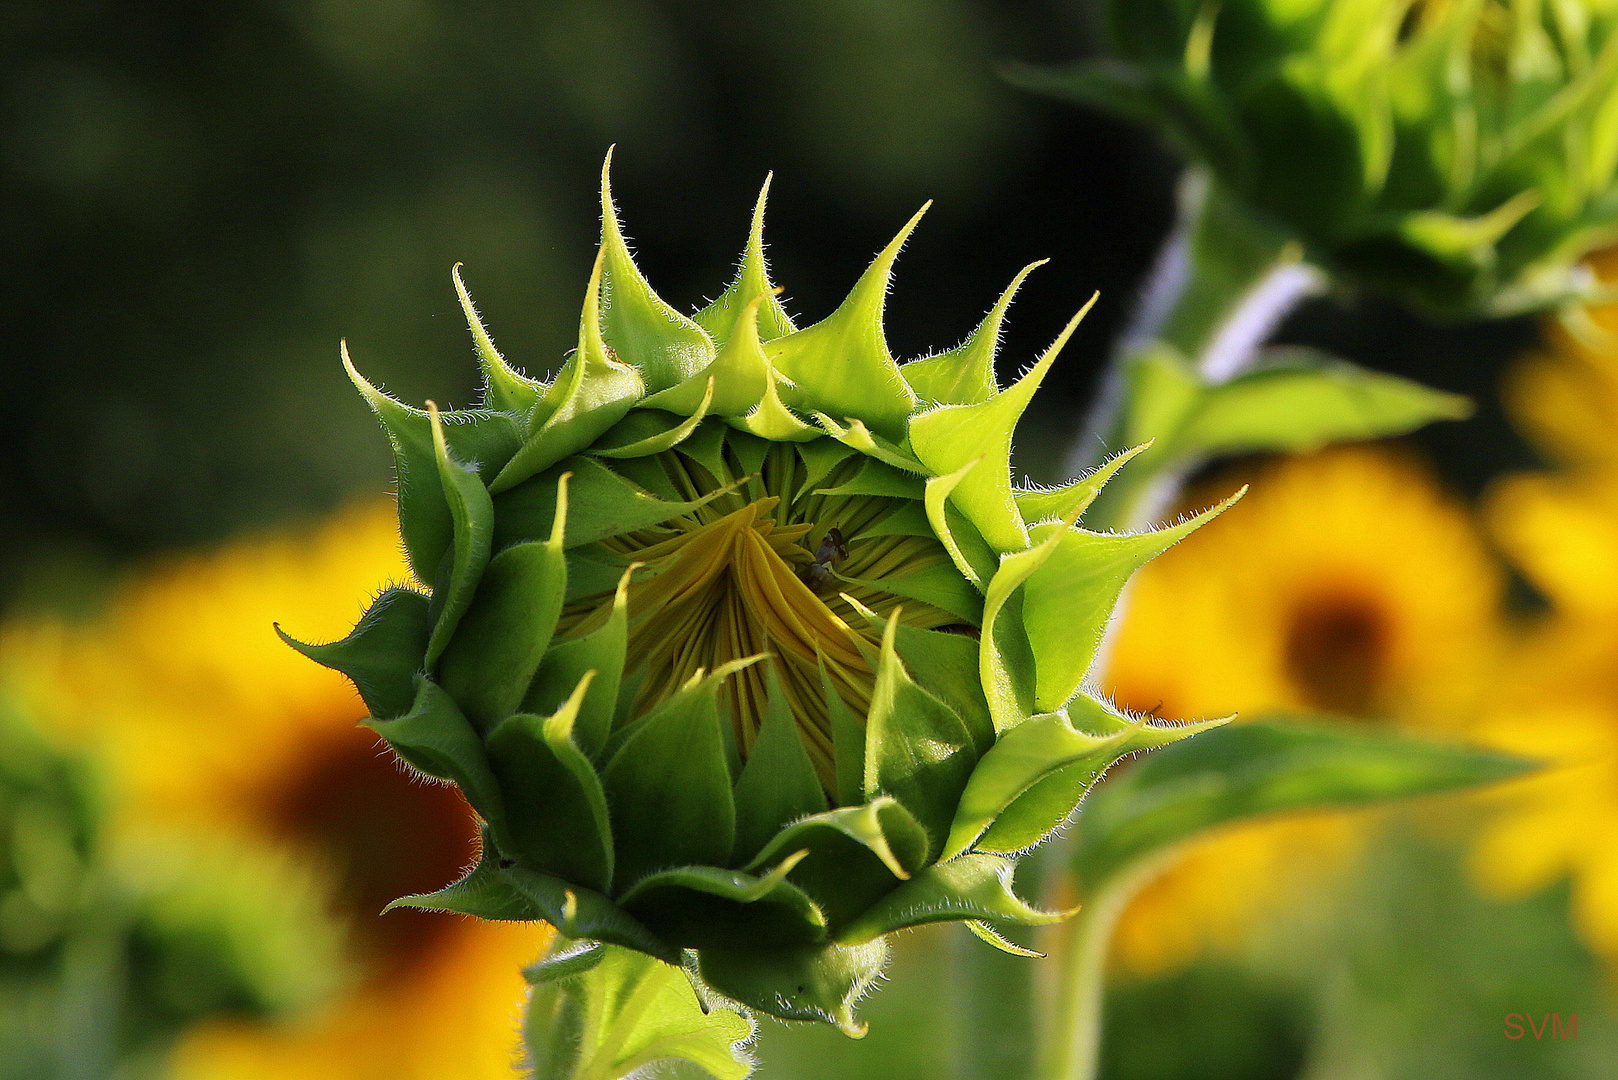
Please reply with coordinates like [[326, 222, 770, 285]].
[[562, 439, 962, 793]]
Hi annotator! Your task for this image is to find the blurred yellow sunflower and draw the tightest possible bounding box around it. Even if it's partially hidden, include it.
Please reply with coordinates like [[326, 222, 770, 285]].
[[1474, 247, 1618, 966], [1099, 445, 1507, 976], [0, 500, 549, 1080]]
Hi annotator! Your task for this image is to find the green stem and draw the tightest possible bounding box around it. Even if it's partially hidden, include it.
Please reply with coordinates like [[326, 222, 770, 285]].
[[1068, 171, 1320, 532], [1034, 876, 1131, 1080]]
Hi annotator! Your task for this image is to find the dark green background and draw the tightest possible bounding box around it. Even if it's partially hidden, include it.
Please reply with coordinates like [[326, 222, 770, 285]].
[[0, 0, 1534, 610]]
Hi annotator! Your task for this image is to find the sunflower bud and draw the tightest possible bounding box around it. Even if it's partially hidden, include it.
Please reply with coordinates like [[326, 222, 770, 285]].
[[284, 157, 1235, 1033], [1048, 0, 1618, 317]]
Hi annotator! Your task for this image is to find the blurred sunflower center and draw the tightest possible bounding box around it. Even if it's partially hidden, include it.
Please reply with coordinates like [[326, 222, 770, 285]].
[[1283, 591, 1391, 719], [560, 433, 960, 795], [261, 729, 478, 979]]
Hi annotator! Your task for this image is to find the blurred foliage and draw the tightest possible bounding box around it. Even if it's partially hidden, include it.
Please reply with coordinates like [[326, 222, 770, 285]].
[[0, 699, 341, 1080], [0, 0, 1544, 606], [0, 0, 1175, 585]]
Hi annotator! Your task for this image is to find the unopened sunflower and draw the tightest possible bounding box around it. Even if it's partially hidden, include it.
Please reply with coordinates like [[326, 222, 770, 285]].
[[1042, 0, 1618, 317], [285, 159, 1239, 1031], [1101, 445, 1507, 975]]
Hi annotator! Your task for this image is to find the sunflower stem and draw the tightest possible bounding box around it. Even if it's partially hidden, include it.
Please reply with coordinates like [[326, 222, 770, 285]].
[[1034, 857, 1166, 1080], [1067, 171, 1322, 532]]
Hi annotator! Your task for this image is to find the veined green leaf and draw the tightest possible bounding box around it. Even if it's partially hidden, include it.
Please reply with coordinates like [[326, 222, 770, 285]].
[[1166, 347, 1473, 461], [1073, 718, 1537, 889]]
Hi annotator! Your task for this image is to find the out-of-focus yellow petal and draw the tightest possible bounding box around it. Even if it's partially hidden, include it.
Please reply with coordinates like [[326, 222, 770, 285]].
[[1102, 445, 1507, 976], [0, 499, 549, 1078]]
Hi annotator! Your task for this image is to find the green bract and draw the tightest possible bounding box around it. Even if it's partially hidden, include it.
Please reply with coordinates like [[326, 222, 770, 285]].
[[284, 158, 1236, 1034], [1039, 0, 1618, 317]]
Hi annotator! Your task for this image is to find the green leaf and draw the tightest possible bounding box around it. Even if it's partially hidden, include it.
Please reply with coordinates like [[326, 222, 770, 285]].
[[492, 247, 645, 493], [1021, 490, 1242, 713], [601, 662, 747, 888], [525, 567, 632, 761], [811, 412, 928, 473], [945, 696, 1226, 860], [889, 623, 993, 755], [1167, 347, 1473, 461], [424, 403, 496, 667], [824, 660, 867, 808], [1012, 443, 1150, 526], [525, 941, 755, 1080], [647, 296, 770, 418], [385, 830, 542, 921], [839, 558, 983, 625], [732, 661, 829, 865], [493, 456, 742, 551], [485, 674, 615, 892], [1073, 718, 1537, 889], [365, 677, 505, 830], [863, 612, 975, 858], [909, 295, 1097, 553], [834, 854, 1067, 945], [595, 389, 712, 458], [617, 855, 828, 951], [979, 517, 1073, 734], [342, 344, 519, 587], [276, 586, 430, 720], [438, 474, 568, 732], [697, 939, 888, 1037], [743, 798, 929, 932], [695, 173, 796, 346], [925, 459, 988, 588], [597, 155, 717, 394], [504, 865, 681, 964], [901, 261, 1045, 406], [814, 458, 925, 501], [765, 206, 925, 443], [455, 263, 544, 416]]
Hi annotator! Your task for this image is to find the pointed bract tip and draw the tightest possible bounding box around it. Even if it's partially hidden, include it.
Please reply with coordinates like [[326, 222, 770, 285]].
[[751, 172, 774, 228]]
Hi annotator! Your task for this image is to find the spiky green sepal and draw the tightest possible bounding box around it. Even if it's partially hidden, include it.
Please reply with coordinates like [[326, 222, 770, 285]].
[[289, 158, 1238, 1031]]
